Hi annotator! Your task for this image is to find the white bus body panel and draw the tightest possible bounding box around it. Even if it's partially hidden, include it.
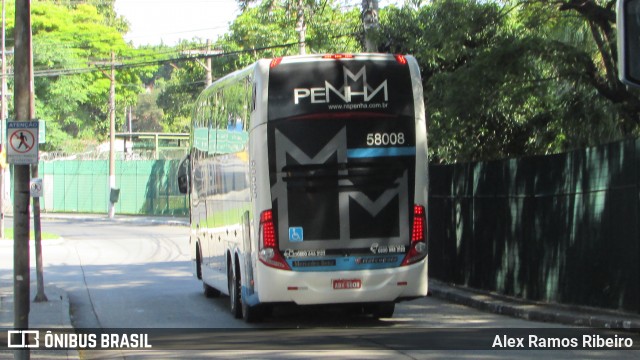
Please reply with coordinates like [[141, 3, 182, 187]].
[[254, 259, 428, 304]]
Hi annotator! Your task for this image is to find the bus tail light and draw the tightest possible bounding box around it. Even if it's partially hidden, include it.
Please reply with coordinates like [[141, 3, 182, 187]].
[[394, 54, 408, 65], [258, 210, 291, 270], [270, 57, 283, 68], [402, 205, 427, 266]]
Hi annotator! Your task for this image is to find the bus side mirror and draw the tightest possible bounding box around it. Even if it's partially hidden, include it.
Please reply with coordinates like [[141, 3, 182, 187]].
[[618, 0, 640, 87], [178, 154, 190, 194]]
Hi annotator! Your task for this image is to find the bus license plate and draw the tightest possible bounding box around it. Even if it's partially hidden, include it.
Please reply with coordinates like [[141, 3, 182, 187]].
[[332, 279, 361, 290]]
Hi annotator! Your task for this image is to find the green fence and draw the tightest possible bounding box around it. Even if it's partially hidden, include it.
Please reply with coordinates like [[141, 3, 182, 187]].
[[428, 138, 639, 313], [28, 139, 640, 312], [38, 160, 188, 216]]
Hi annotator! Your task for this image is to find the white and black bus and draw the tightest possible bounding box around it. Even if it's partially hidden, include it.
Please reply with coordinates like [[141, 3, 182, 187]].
[[178, 53, 428, 322]]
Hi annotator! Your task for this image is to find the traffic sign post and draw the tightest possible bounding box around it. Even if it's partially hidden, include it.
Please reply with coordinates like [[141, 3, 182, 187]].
[[6, 120, 39, 164]]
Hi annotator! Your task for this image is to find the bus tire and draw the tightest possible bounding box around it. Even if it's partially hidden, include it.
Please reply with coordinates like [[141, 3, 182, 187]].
[[368, 302, 395, 319], [203, 282, 220, 298], [195, 243, 203, 279], [242, 302, 263, 323], [228, 263, 242, 318]]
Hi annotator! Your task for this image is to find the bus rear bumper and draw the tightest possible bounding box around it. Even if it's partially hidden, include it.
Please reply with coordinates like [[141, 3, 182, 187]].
[[254, 259, 428, 305]]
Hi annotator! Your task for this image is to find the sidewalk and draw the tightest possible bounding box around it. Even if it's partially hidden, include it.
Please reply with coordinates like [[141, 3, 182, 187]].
[[429, 279, 640, 331], [0, 213, 187, 359], [35, 212, 189, 227], [0, 282, 79, 359]]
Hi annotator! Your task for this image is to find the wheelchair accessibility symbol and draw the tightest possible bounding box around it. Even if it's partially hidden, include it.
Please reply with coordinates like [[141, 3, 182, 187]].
[[289, 227, 304, 242]]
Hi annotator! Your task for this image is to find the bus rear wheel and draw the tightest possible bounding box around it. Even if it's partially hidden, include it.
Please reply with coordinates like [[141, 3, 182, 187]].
[[195, 243, 203, 279], [228, 264, 241, 318]]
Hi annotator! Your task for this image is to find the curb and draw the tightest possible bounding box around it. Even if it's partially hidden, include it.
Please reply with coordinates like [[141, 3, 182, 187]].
[[429, 280, 640, 331], [0, 238, 65, 248], [18, 213, 189, 227]]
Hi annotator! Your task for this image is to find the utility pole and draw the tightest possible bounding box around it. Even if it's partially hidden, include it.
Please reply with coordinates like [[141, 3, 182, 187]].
[[362, 0, 380, 52], [108, 51, 116, 219], [32, 161, 46, 302], [1, 0, 6, 240], [28, 0, 45, 303], [90, 53, 120, 218], [296, 0, 306, 55], [181, 40, 219, 88], [13, 0, 33, 359], [205, 39, 212, 87]]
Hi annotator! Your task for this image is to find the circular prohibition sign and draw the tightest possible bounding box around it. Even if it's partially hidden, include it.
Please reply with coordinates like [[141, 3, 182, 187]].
[[9, 129, 36, 154]]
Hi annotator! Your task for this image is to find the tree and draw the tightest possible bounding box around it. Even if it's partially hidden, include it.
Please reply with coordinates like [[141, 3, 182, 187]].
[[4, 1, 148, 151], [221, 0, 360, 65], [378, 0, 640, 163], [134, 91, 164, 132], [520, 0, 640, 133], [156, 58, 204, 133], [46, 0, 129, 33], [157, 1, 360, 127]]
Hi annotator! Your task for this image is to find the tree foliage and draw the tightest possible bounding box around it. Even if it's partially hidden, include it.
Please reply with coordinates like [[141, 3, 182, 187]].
[[378, 0, 640, 163], [156, 57, 204, 133], [5, 1, 150, 151], [4, 0, 637, 161], [157, 0, 360, 128]]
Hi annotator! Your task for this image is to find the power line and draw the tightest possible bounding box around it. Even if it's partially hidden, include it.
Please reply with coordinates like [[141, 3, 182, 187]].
[[11, 31, 357, 79], [121, 25, 231, 43], [14, 40, 300, 78]]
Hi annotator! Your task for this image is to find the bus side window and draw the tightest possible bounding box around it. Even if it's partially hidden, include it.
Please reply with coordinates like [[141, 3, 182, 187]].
[[244, 77, 252, 131], [177, 154, 190, 194], [251, 82, 257, 114], [207, 93, 219, 156]]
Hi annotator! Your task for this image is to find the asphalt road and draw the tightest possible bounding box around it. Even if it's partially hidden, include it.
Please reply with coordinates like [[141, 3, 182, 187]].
[[1, 218, 637, 359]]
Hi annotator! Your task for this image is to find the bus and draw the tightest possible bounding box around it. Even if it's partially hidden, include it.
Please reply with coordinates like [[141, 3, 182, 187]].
[[178, 53, 428, 322]]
